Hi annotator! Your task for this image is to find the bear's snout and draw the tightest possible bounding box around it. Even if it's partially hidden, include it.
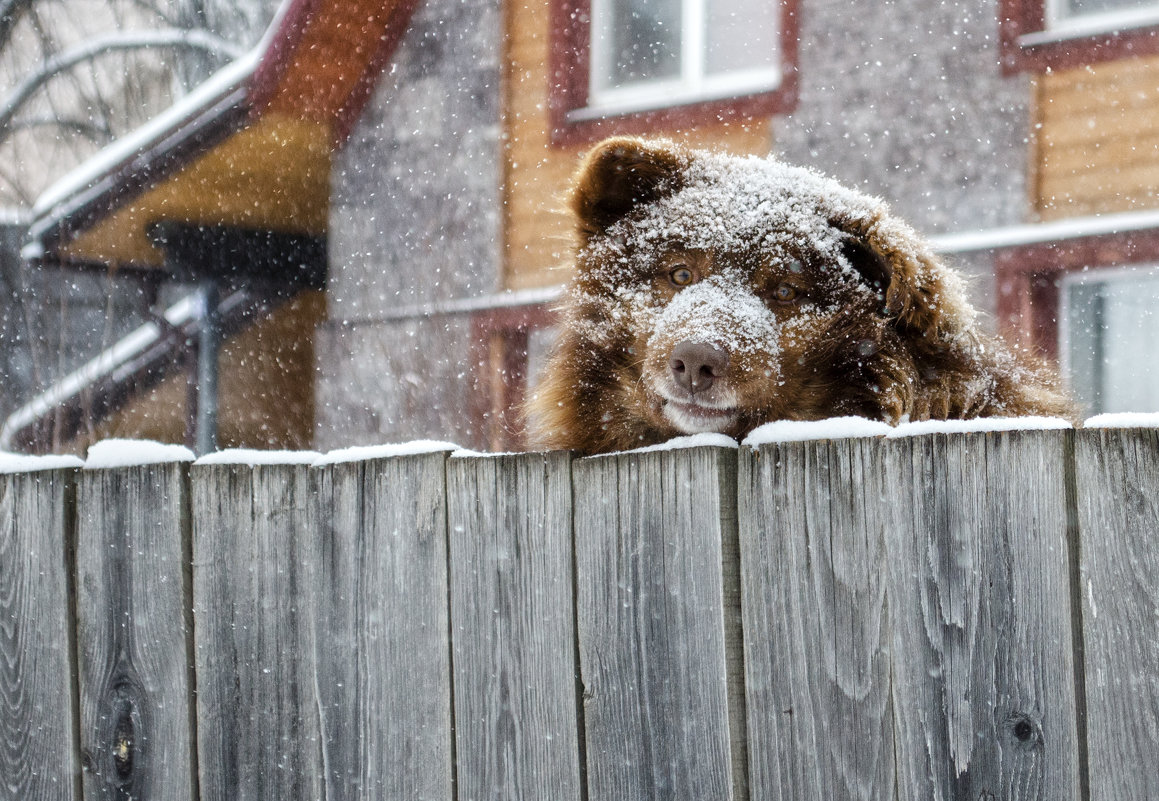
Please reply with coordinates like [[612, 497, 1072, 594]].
[[669, 341, 729, 394]]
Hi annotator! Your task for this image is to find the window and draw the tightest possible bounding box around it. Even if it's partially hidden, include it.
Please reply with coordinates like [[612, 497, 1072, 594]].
[[549, 0, 798, 145], [1060, 267, 1159, 414], [586, 0, 781, 115], [999, 0, 1159, 72]]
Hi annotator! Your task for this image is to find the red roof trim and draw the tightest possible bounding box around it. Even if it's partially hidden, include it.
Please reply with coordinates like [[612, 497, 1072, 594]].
[[247, 0, 327, 113], [332, 0, 423, 143]]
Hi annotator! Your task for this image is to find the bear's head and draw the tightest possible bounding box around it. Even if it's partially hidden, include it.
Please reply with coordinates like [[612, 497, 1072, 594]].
[[526, 137, 1023, 452]]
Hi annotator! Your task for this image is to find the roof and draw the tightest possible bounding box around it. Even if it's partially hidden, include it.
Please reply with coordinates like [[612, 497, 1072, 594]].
[[25, 0, 419, 273]]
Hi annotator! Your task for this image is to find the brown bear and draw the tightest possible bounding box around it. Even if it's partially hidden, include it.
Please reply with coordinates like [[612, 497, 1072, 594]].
[[524, 137, 1073, 454]]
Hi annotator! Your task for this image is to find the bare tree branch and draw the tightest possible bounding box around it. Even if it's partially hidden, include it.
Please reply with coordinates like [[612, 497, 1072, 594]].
[[0, 28, 244, 135]]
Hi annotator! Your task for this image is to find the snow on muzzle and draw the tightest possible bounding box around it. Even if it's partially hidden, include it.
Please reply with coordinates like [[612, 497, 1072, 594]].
[[645, 275, 781, 415]]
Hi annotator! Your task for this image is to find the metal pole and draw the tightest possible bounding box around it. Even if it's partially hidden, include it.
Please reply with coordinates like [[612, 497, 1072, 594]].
[[195, 280, 220, 455]]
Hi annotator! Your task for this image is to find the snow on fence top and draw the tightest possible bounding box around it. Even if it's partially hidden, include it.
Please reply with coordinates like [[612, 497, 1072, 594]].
[[743, 416, 893, 446], [5, 416, 1153, 474], [886, 416, 1073, 438], [194, 449, 322, 466], [1084, 412, 1159, 429], [0, 451, 84, 474], [84, 439, 196, 469], [312, 440, 460, 467]]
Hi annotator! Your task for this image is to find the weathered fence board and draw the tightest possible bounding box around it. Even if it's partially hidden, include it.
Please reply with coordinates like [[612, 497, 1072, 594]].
[[882, 431, 1080, 801], [573, 446, 745, 801], [191, 461, 322, 801], [1075, 428, 1159, 801], [741, 432, 1080, 801], [76, 462, 196, 800], [315, 453, 454, 801], [739, 437, 894, 801], [0, 469, 80, 801], [446, 452, 582, 801]]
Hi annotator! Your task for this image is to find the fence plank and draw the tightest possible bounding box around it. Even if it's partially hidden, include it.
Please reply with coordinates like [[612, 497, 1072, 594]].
[[191, 461, 322, 801], [573, 446, 745, 801], [739, 438, 894, 801], [76, 463, 196, 800], [446, 451, 582, 801], [314, 453, 454, 801], [0, 469, 80, 801], [1075, 428, 1159, 801], [741, 431, 1080, 801], [883, 431, 1080, 801]]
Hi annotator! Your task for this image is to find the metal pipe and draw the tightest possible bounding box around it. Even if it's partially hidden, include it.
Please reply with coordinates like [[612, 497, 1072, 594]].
[[195, 280, 220, 455]]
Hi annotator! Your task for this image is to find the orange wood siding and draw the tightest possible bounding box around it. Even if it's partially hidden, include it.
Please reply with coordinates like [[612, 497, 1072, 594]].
[[62, 114, 331, 268], [502, 0, 774, 291], [1035, 54, 1159, 220]]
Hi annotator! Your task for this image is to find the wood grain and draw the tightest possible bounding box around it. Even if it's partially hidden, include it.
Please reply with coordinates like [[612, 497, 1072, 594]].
[[1075, 428, 1159, 801], [739, 438, 894, 801], [191, 462, 322, 801], [314, 453, 454, 801], [75, 463, 196, 800], [740, 432, 1081, 801], [0, 469, 81, 801], [573, 446, 745, 801], [1034, 53, 1159, 218], [882, 431, 1080, 801], [446, 451, 583, 801]]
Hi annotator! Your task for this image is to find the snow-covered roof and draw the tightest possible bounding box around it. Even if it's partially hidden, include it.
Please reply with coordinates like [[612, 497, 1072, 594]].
[[24, 0, 421, 268], [29, 51, 259, 226]]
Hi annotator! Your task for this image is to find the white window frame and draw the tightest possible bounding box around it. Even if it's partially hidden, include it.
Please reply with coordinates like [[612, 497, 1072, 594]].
[[576, 0, 782, 120], [1033, 0, 1159, 42], [1058, 263, 1159, 413]]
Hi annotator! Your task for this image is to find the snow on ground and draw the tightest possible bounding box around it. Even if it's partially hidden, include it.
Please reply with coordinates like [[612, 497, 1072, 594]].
[[743, 417, 892, 446], [1083, 412, 1159, 428], [85, 439, 195, 469], [195, 449, 322, 466], [0, 452, 84, 474], [887, 417, 1073, 438], [313, 440, 460, 467]]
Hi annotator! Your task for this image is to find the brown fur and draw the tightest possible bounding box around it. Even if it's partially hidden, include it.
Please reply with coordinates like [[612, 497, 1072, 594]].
[[525, 137, 1074, 454]]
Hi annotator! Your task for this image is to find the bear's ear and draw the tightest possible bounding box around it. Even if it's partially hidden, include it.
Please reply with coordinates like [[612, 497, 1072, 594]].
[[570, 137, 688, 238], [834, 212, 974, 340]]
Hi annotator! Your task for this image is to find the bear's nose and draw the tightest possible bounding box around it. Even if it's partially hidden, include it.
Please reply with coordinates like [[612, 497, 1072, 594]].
[[669, 341, 729, 394]]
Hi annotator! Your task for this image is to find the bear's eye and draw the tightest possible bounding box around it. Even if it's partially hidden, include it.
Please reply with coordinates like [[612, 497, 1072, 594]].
[[773, 283, 799, 304], [668, 266, 695, 286]]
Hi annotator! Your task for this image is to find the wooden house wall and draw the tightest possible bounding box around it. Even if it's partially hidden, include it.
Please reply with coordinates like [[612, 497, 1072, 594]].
[[1034, 54, 1159, 220]]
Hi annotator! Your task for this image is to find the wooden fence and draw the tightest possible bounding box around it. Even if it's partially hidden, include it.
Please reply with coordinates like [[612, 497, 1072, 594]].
[[2, 428, 1158, 801]]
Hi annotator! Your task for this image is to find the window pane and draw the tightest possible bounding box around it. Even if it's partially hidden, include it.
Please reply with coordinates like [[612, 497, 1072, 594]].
[[1062, 0, 1159, 17], [705, 0, 779, 75], [1064, 271, 1159, 414], [604, 0, 682, 87]]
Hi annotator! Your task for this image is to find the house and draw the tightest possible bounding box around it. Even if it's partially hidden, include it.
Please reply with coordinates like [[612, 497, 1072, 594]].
[[10, 0, 1159, 454]]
